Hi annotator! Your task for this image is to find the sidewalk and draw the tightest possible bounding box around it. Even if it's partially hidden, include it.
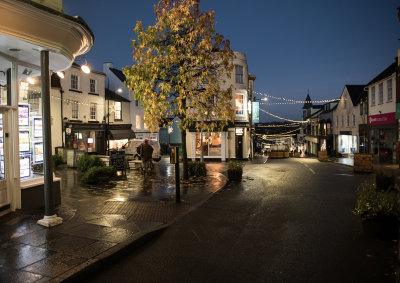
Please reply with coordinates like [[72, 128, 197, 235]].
[[0, 157, 230, 282]]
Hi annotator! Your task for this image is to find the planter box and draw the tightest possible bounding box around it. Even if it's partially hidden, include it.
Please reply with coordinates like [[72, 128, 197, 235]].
[[270, 151, 289, 159], [362, 215, 398, 240], [354, 153, 373, 173], [228, 170, 242, 181], [318, 151, 328, 162]]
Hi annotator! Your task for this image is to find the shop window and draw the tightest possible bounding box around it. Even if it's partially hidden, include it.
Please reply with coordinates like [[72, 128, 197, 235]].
[[90, 79, 96, 93], [195, 132, 221, 157], [114, 101, 122, 120], [90, 103, 97, 120], [378, 83, 383, 105], [387, 79, 392, 102], [235, 93, 244, 116], [235, 65, 243, 84], [136, 114, 141, 129], [71, 101, 79, 119], [18, 66, 44, 179], [370, 86, 375, 106], [71, 74, 79, 90]]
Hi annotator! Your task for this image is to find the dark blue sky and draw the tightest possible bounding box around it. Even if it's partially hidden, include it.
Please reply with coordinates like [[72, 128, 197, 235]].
[[63, 0, 400, 122]]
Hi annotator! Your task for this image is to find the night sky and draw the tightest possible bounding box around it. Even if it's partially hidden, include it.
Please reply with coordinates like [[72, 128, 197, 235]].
[[63, 0, 400, 122]]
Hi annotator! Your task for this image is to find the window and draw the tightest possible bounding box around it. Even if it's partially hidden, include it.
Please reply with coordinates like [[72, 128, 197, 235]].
[[371, 86, 375, 106], [336, 116, 338, 127], [387, 79, 392, 102], [352, 114, 355, 127], [235, 93, 244, 115], [71, 74, 78, 90], [235, 65, 243, 84], [90, 79, 96, 93], [135, 114, 141, 129], [90, 103, 97, 120], [114, 101, 122, 120], [378, 83, 383, 104], [364, 102, 368, 114], [360, 102, 363, 115], [72, 101, 78, 119], [341, 116, 344, 127], [346, 115, 349, 127], [195, 132, 221, 157], [344, 98, 347, 108]]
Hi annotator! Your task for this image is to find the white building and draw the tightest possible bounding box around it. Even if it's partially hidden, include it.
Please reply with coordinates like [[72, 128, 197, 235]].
[[332, 85, 366, 156], [53, 63, 106, 154], [185, 51, 255, 160], [0, 0, 93, 214], [367, 60, 397, 163]]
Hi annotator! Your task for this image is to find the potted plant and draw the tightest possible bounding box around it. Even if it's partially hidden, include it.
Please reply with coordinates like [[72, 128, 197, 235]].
[[227, 160, 244, 181], [352, 183, 400, 240]]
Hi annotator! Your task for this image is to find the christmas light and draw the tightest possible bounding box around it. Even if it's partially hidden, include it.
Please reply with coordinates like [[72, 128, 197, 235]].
[[259, 108, 306, 123], [255, 90, 339, 104]]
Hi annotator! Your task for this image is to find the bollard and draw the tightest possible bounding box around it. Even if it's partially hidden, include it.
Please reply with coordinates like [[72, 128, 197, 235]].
[[174, 146, 180, 202]]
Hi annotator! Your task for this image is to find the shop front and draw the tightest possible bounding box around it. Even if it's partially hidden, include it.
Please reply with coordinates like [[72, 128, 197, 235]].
[[0, 0, 93, 216], [107, 124, 135, 152], [338, 131, 358, 155], [65, 122, 106, 154], [368, 112, 397, 163]]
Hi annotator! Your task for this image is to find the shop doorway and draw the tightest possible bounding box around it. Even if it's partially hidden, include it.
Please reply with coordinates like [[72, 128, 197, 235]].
[[236, 135, 243, 159], [0, 112, 9, 214]]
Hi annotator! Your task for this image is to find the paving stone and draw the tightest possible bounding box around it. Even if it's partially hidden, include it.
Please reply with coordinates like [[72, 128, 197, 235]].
[[22, 252, 87, 277], [11, 229, 63, 247], [0, 243, 52, 269], [63, 223, 116, 240], [0, 268, 43, 283], [72, 240, 118, 258], [39, 235, 96, 253], [86, 214, 130, 228], [97, 227, 137, 243]]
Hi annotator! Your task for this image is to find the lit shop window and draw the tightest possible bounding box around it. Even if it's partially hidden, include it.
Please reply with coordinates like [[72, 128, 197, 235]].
[[18, 67, 44, 179], [195, 132, 221, 157], [235, 93, 244, 116], [136, 114, 141, 129]]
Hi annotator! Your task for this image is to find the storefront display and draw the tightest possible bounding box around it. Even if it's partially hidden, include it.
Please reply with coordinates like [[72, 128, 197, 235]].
[[338, 134, 357, 154], [195, 132, 221, 157]]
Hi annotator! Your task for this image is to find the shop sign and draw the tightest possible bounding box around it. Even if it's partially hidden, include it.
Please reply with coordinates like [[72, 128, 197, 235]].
[[252, 102, 259, 123], [368, 112, 396, 125], [235, 128, 243, 135], [396, 103, 400, 119], [340, 131, 352, 135]]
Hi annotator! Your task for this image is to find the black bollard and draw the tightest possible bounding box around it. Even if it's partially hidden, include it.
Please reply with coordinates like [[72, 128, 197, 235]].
[[175, 146, 180, 202]]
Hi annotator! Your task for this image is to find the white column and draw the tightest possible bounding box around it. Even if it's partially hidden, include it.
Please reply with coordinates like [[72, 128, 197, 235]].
[[221, 132, 226, 161]]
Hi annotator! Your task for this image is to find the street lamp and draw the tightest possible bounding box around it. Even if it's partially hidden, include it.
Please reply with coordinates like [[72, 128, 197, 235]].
[[74, 57, 91, 74]]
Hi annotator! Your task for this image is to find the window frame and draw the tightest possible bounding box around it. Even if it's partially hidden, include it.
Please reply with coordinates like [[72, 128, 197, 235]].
[[378, 83, 383, 105], [90, 102, 97, 120], [235, 65, 243, 84], [71, 74, 79, 90], [89, 79, 96, 93], [114, 101, 122, 120], [387, 79, 392, 102], [371, 86, 375, 106], [71, 100, 79, 119]]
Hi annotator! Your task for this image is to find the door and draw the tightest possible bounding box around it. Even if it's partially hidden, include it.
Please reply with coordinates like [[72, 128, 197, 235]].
[[0, 112, 9, 213], [236, 135, 243, 159]]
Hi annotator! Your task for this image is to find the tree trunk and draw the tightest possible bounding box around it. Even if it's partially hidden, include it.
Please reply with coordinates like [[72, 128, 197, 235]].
[[181, 128, 189, 180]]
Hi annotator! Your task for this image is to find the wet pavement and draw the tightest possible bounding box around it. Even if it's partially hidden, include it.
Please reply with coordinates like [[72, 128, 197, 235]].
[[0, 157, 228, 282]]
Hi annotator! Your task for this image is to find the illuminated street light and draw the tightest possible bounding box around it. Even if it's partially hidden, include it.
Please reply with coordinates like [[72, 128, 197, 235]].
[[56, 71, 65, 79], [75, 57, 91, 74]]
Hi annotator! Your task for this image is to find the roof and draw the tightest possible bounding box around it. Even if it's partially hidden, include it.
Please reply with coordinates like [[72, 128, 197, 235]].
[[17, 0, 94, 41], [345, 85, 366, 106], [367, 60, 397, 86], [105, 88, 130, 102], [110, 68, 126, 83], [303, 93, 312, 109]]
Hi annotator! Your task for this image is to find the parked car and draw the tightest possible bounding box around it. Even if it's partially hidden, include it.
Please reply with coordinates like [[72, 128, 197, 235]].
[[122, 139, 161, 161]]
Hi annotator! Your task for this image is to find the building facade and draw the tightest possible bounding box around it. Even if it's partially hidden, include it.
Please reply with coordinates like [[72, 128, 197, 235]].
[[332, 85, 365, 156], [0, 0, 93, 214], [367, 60, 397, 163], [185, 51, 255, 160]]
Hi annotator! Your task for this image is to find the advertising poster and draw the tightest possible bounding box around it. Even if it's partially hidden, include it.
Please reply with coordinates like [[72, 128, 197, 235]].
[[19, 131, 30, 152], [20, 155, 30, 178], [33, 142, 43, 163], [18, 104, 29, 126], [33, 117, 43, 138]]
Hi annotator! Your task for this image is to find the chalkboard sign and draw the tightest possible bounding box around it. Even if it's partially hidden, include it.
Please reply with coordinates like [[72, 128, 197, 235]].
[[110, 151, 126, 176]]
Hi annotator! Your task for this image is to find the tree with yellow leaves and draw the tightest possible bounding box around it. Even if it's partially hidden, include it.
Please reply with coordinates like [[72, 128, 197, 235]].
[[123, 0, 234, 180]]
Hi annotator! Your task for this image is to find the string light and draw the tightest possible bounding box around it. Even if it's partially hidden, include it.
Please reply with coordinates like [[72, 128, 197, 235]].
[[255, 90, 339, 104], [257, 123, 300, 128], [259, 108, 306, 123]]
